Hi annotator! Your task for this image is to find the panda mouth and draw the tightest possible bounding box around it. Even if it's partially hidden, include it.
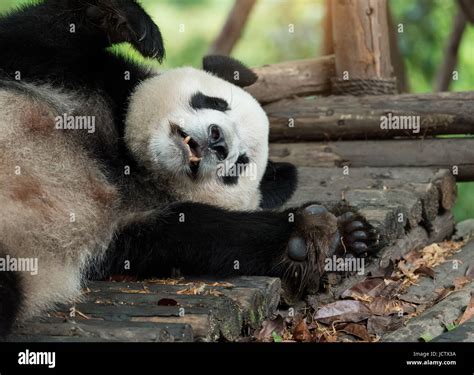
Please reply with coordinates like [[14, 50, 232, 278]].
[[171, 124, 203, 174]]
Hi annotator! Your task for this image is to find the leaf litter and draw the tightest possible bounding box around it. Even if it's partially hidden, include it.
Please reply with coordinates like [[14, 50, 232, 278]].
[[253, 239, 472, 342]]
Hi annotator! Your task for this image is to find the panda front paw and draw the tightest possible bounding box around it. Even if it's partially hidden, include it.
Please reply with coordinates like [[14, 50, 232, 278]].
[[275, 204, 338, 296], [336, 209, 381, 257], [86, 0, 165, 60], [277, 203, 382, 298]]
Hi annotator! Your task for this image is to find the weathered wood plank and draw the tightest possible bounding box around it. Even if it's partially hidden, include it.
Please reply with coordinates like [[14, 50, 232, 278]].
[[246, 56, 335, 104], [9, 320, 193, 343], [265, 93, 474, 141], [9, 276, 281, 342], [270, 140, 473, 181], [286, 167, 455, 228]]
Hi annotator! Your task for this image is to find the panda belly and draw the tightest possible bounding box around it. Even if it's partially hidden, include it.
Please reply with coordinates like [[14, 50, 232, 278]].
[[0, 88, 119, 318]]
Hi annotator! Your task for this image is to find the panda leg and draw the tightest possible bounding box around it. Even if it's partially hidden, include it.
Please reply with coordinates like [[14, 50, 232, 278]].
[[0, 248, 23, 337], [102, 202, 381, 297]]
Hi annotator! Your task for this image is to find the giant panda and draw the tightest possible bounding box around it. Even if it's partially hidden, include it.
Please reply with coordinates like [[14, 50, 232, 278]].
[[0, 0, 380, 336]]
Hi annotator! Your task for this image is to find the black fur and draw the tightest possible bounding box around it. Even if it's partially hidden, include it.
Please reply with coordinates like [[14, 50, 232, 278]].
[[203, 55, 258, 88], [0, 248, 22, 337], [100, 202, 296, 279], [221, 153, 250, 185], [190, 92, 229, 112], [259, 161, 298, 209]]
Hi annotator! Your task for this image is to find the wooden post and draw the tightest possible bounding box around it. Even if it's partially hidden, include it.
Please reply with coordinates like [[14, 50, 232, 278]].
[[331, 0, 394, 94], [435, 8, 467, 92], [321, 0, 334, 55], [387, 5, 408, 93], [208, 0, 257, 56]]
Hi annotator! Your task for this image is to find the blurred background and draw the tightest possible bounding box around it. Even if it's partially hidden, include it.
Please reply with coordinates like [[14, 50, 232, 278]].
[[0, 0, 472, 221]]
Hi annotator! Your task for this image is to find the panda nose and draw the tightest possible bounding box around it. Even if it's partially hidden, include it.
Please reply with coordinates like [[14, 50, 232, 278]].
[[208, 125, 228, 160]]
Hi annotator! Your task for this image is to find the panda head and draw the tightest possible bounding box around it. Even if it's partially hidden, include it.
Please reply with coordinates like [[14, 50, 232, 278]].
[[125, 56, 269, 209]]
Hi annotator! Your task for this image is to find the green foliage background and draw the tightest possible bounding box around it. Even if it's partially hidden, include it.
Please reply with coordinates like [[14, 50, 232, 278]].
[[0, 0, 472, 221]]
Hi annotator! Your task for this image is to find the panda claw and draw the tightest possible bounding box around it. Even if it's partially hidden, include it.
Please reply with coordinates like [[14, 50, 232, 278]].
[[349, 230, 368, 241], [345, 220, 365, 232], [339, 212, 356, 222], [352, 241, 368, 254]]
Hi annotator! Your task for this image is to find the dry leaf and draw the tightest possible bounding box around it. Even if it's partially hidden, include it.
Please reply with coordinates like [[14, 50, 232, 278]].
[[453, 276, 471, 291], [465, 264, 474, 280], [433, 287, 455, 304], [368, 297, 415, 316], [293, 320, 312, 342], [176, 283, 206, 295], [206, 281, 234, 288], [341, 278, 386, 300], [340, 323, 371, 341], [367, 316, 403, 336], [146, 278, 186, 285], [314, 300, 371, 324], [414, 266, 435, 279], [119, 288, 149, 294], [456, 293, 474, 325]]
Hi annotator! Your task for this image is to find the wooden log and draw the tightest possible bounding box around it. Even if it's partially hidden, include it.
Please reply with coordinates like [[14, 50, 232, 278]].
[[435, 8, 467, 92], [264, 92, 474, 141], [331, 0, 393, 85], [285, 167, 455, 226], [208, 0, 256, 55], [246, 56, 335, 104], [269, 139, 474, 181]]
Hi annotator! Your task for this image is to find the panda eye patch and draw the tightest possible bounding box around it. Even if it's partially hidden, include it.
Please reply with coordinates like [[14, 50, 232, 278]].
[[190, 92, 229, 112]]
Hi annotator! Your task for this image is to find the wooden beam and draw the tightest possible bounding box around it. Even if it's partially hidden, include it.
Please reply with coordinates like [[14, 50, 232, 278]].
[[435, 8, 467, 92], [269, 139, 474, 181], [246, 55, 335, 104], [264, 92, 474, 141], [208, 0, 257, 56], [331, 0, 393, 81]]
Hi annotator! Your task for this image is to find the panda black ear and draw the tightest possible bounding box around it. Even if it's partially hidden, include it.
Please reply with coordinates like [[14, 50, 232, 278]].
[[203, 55, 258, 88]]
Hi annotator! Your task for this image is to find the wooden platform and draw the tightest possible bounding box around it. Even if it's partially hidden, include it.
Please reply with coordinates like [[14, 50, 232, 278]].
[[9, 277, 281, 342], [8, 166, 459, 342]]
